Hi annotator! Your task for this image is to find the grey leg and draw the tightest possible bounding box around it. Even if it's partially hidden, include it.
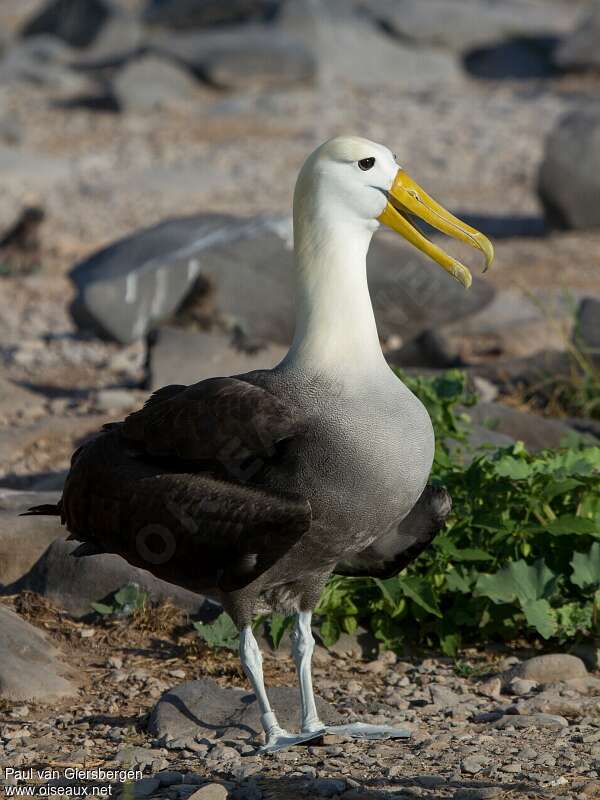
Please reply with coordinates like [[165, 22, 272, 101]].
[[291, 611, 326, 733], [239, 625, 323, 753]]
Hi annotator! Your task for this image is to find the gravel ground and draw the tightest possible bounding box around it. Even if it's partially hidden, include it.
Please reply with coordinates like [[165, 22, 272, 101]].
[[2, 594, 600, 800]]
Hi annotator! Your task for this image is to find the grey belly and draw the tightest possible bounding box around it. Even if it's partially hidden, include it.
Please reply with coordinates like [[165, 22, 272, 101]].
[[251, 367, 436, 563]]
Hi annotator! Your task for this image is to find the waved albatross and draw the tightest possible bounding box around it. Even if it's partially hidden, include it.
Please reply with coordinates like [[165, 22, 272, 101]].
[[26, 136, 493, 752]]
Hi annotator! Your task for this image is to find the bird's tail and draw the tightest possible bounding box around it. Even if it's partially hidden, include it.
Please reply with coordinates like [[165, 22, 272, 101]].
[[20, 503, 61, 517]]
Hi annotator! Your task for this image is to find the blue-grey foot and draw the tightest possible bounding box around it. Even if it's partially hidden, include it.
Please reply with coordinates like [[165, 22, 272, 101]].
[[325, 722, 411, 740], [259, 721, 327, 754]]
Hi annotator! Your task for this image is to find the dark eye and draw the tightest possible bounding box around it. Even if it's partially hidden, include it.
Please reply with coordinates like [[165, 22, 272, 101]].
[[358, 157, 375, 171]]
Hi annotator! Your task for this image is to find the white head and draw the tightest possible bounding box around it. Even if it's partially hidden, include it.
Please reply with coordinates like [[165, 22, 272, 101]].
[[293, 135, 493, 288], [294, 136, 398, 233]]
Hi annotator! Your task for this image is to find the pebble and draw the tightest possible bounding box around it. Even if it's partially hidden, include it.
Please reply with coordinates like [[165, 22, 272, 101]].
[[188, 785, 229, 800], [461, 756, 484, 774], [132, 778, 160, 797], [312, 778, 347, 797]]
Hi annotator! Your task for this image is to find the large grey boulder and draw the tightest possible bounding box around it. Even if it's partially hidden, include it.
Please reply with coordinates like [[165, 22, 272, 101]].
[[0, 605, 77, 701], [113, 55, 201, 112], [151, 27, 316, 90], [5, 538, 217, 618], [69, 214, 493, 347], [148, 678, 341, 744], [278, 1, 461, 89], [143, 0, 280, 29], [150, 328, 286, 390], [361, 0, 576, 53], [0, 491, 65, 587], [538, 107, 600, 229], [554, 0, 600, 72], [466, 402, 578, 451]]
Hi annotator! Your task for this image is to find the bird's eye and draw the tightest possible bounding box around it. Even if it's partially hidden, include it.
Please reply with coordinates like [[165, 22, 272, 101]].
[[358, 157, 375, 171]]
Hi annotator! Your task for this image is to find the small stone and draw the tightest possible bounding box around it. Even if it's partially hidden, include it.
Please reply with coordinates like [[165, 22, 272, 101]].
[[312, 778, 346, 797], [169, 669, 186, 679], [494, 713, 569, 730], [478, 677, 502, 700], [188, 785, 228, 800], [430, 684, 461, 707], [132, 778, 160, 797], [502, 762, 522, 773], [157, 770, 184, 786], [416, 774, 446, 788], [453, 789, 502, 800], [509, 677, 538, 696], [461, 756, 484, 774]]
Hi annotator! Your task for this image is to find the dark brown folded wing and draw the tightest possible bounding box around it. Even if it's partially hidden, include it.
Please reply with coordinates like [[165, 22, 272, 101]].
[[122, 376, 308, 463], [59, 376, 312, 591]]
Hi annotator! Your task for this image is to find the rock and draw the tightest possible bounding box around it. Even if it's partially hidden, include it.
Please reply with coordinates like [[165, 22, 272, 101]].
[[503, 654, 588, 686], [312, 778, 346, 797], [149, 328, 286, 390], [21, 0, 127, 50], [286, 7, 461, 90], [478, 677, 502, 700], [4, 537, 217, 618], [131, 778, 160, 798], [464, 37, 557, 80], [508, 678, 538, 696], [148, 678, 341, 744], [112, 55, 201, 112], [538, 107, 600, 229], [554, 0, 600, 72], [70, 214, 494, 346], [576, 297, 600, 361], [465, 402, 576, 451], [461, 756, 484, 774], [188, 786, 228, 800], [362, 0, 576, 52], [0, 497, 65, 587], [494, 713, 568, 730], [151, 27, 316, 90], [0, 605, 77, 701], [143, 0, 279, 29], [0, 36, 89, 93], [453, 789, 502, 800], [429, 684, 461, 707]]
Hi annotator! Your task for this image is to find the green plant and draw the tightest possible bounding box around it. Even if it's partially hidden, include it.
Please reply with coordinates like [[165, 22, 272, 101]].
[[91, 583, 149, 617], [194, 613, 239, 651]]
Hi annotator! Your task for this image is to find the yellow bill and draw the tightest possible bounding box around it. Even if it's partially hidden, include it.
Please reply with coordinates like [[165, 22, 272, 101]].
[[378, 169, 494, 289]]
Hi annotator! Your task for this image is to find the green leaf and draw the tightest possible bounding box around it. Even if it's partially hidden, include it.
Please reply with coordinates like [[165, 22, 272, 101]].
[[445, 569, 473, 594], [193, 613, 239, 651], [493, 456, 533, 480], [547, 516, 599, 536], [522, 599, 557, 639], [319, 619, 341, 648], [396, 576, 442, 618], [475, 559, 558, 605], [269, 614, 293, 649], [571, 543, 600, 589], [90, 602, 114, 616], [440, 632, 461, 657], [114, 583, 148, 611]]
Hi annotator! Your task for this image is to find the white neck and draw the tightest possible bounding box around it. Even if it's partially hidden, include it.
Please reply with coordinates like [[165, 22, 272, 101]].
[[281, 208, 388, 377]]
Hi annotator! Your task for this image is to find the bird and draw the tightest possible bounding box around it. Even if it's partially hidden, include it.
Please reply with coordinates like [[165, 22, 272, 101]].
[[24, 136, 493, 752]]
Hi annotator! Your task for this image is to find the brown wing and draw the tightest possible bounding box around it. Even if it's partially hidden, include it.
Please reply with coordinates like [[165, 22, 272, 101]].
[[121, 376, 308, 464], [58, 377, 312, 592], [334, 486, 451, 578]]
